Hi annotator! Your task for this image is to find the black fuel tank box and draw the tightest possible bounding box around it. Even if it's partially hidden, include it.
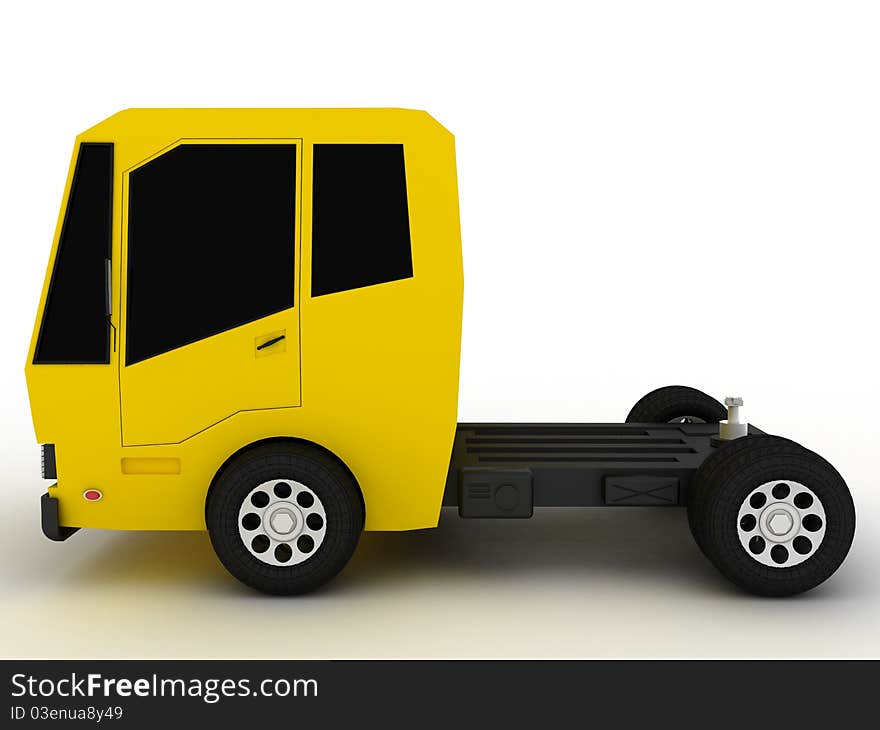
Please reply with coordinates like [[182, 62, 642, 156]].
[[459, 468, 533, 518]]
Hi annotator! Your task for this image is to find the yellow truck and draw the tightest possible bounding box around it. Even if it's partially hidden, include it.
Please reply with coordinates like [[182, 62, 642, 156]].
[[26, 109, 855, 597]]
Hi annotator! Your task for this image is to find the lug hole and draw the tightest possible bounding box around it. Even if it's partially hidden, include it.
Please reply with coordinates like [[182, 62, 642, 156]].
[[749, 493, 767, 509], [794, 492, 814, 509], [273, 482, 292, 499], [297, 491, 315, 508], [274, 544, 293, 563], [739, 514, 757, 532], [250, 491, 270, 508], [297, 535, 315, 554], [802, 514, 823, 532], [748, 536, 766, 554], [251, 535, 270, 553], [770, 545, 789, 564], [772, 483, 790, 500], [241, 513, 261, 530], [306, 513, 324, 531], [793, 536, 813, 555]]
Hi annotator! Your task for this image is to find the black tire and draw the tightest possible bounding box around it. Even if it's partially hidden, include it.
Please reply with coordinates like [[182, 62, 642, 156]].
[[626, 385, 726, 424], [206, 442, 364, 595], [686, 435, 799, 556], [628, 386, 725, 553], [688, 435, 855, 596]]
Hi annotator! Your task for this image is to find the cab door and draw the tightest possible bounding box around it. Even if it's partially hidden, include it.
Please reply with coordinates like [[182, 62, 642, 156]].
[[119, 140, 302, 446]]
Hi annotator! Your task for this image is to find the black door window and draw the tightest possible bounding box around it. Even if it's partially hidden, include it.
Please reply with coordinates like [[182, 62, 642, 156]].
[[34, 143, 113, 364], [311, 144, 413, 297], [126, 143, 297, 365]]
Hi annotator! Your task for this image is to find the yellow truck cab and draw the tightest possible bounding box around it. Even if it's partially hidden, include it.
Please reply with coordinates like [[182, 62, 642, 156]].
[[27, 109, 855, 597]]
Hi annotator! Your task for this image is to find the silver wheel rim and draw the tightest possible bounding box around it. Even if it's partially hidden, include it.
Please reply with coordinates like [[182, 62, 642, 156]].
[[736, 479, 826, 568], [238, 479, 327, 566]]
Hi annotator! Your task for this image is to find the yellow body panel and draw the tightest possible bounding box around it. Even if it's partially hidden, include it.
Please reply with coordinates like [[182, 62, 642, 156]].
[[25, 109, 463, 532]]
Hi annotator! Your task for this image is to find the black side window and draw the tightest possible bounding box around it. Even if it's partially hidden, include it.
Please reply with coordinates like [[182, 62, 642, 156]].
[[311, 144, 413, 296], [126, 144, 297, 365], [34, 143, 113, 364]]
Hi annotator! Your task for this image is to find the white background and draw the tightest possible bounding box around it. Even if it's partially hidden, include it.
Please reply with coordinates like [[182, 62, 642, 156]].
[[1, 1, 878, 657]]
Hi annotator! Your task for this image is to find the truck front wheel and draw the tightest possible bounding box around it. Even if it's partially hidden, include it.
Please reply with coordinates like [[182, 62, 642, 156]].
[[206, 442, 364, 595]]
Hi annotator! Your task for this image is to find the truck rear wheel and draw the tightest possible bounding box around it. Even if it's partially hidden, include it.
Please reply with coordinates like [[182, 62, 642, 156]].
[[685, 434, 776, 556], [626, 385, 726, 424], [627, 386, 727, 553], [687, 435, 855, 596], [206, 442, 364, 595]]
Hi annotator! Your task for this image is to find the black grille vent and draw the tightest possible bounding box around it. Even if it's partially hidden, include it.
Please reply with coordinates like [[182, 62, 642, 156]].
[[467, 483, 491, 500], [463, 427, 695, 465], [41, 444, 57, 480]]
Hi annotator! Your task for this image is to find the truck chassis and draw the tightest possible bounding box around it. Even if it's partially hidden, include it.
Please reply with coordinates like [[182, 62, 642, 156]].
[[445, 421, 765, 515]]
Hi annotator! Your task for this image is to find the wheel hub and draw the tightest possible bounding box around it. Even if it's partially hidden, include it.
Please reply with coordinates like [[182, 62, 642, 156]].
[[265, 503, 303, 540], [762, 505, 797, 540], [736, 480, 827, 568], [238, 479, 328, 566]]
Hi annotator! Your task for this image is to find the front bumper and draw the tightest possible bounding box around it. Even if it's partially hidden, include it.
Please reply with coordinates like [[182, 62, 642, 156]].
[[41, 491, 79, 542]]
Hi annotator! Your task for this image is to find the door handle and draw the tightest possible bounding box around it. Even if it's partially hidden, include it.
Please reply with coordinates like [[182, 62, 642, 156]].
[[256, 334, 286, 350]]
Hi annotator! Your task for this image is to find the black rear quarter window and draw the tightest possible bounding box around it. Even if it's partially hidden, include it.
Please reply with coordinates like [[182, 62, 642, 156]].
[[311, 144, 413, 297]]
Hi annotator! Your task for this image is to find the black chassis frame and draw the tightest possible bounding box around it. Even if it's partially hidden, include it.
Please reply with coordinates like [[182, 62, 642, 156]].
[[444, 422, 765, 516]]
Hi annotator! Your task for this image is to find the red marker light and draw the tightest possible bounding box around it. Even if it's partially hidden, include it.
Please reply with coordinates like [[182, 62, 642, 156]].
[[83, 489, 103, 502]]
